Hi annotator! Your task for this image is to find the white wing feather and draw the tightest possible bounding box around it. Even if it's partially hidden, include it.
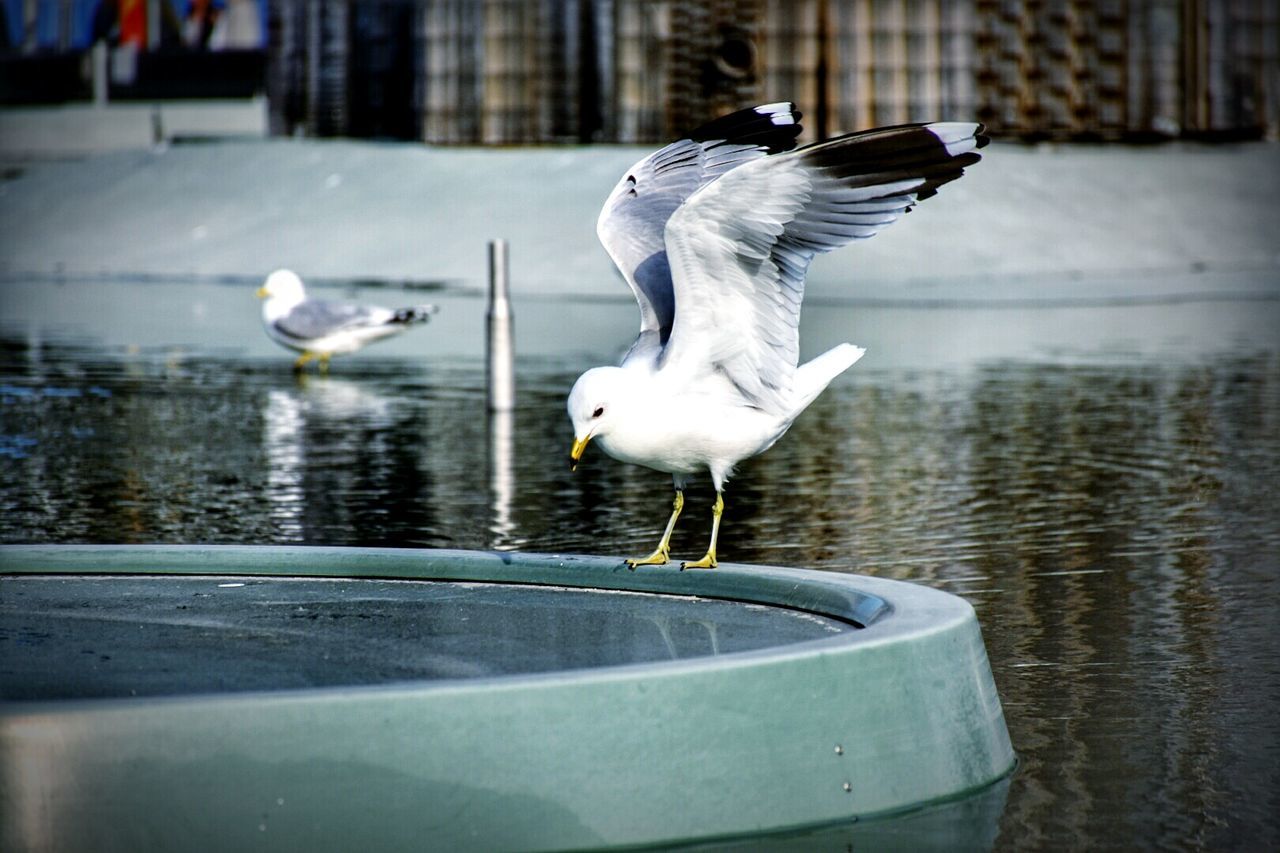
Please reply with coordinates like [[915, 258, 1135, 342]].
[[660, 122, 985, 413], [595, 104, 802, 364]]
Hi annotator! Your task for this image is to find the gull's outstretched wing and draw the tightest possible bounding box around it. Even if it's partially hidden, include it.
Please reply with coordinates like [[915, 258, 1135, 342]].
[[597, 103, 802, 363], [662, 122, 988, 412], [274, 300, 393, 342]]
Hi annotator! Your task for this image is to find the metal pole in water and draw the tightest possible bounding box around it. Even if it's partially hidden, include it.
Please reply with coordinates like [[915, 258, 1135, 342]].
[[487, 239, 516, 547], [487, 239, 515, 412]]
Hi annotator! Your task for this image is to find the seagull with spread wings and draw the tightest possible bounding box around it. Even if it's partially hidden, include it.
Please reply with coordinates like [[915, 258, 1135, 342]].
[[567, 102, 987, 569]]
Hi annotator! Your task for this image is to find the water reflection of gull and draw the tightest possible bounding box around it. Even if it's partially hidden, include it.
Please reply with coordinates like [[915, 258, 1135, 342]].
[[263, 388, 305, 540], [649, 614, 722, 660], [262, 378, 395, 540], [295, 375, 393, 423]]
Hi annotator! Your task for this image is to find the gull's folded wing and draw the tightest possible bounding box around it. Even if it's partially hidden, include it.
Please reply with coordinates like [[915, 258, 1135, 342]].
[[274, 300, 391, 342]]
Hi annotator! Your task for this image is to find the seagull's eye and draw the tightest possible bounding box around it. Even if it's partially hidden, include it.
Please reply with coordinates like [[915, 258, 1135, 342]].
[[592, 406, 604, 419]]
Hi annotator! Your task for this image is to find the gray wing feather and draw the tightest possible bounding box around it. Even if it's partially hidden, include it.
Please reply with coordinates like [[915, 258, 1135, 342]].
[[274, 300, 388, 341], [662, 122, 987, 413], [596, 103, 801, 363]]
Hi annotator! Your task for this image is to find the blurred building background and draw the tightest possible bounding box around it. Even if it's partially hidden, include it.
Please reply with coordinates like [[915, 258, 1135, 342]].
[[268, 0, 1280, 143], [0, 0, 266, 101], [3, 0, 1278, 143]]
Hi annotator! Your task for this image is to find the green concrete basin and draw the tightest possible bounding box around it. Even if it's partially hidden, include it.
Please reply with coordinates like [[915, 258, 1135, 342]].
[[0, 545, 1014, 850]]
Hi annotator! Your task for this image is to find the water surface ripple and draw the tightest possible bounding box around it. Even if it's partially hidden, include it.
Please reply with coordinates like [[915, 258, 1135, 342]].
[[2, 295, 1278, 849]]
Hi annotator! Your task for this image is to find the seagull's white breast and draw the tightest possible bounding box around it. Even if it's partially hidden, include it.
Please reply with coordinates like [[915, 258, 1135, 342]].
[[596, 396, 786, 480]]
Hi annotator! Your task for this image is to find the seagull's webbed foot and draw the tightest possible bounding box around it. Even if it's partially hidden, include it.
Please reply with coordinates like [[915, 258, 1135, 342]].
[[680, 553, 716, 570], [625, 547, 669, 569], [680, 491, 724, 571], [625, 490, 684, 570]]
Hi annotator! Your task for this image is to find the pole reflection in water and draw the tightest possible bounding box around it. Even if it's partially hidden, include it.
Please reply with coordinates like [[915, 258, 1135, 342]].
[[487, 406, 518, 550]]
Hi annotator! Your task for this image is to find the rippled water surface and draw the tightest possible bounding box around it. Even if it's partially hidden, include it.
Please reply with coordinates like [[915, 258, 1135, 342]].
[[3, 279, 1279, 848]]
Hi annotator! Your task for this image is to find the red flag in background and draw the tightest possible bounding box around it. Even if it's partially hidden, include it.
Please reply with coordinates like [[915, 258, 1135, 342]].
[[118, 0, 147, 48]]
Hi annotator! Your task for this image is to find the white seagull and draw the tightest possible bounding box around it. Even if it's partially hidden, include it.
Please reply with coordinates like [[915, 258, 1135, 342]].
[[567, 102, 987, 569], [256, 269, 438, 371]]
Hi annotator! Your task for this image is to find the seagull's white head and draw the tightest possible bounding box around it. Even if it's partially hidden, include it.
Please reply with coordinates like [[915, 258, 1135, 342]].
[[567, 366, 636, 471], [256, 269, 306, 307]]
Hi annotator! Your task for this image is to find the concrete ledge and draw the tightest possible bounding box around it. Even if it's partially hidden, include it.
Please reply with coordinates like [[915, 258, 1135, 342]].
[[1, 544, 1015, 851], [0, 98, 267, 157]]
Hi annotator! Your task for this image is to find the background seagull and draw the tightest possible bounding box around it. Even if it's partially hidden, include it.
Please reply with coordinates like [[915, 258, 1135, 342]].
[[256, 269, 438, 371], [568, 102, 987, 569]]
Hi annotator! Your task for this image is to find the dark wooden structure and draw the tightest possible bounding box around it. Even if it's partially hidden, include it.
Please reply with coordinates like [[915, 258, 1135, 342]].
[[264, 0, 1279, 143]]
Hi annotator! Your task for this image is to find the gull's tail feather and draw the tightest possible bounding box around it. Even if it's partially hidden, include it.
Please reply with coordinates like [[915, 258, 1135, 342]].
[[391, 305, 439, 325], [790, 343, 866, 417]]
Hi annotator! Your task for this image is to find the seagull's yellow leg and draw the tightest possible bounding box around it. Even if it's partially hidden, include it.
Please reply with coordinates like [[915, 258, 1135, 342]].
[[318, 353, 331, 374], [682, 491, 724, 570], [626, 490, 684, 567], [293, 351, 315, 371]]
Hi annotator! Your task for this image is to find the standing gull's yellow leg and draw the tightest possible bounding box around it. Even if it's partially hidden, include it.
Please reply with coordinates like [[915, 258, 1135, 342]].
[[626, 490, 684, 567], [319, 353, 332, 374], [681, 491, 723, 570], [293, 351, 315, 371]]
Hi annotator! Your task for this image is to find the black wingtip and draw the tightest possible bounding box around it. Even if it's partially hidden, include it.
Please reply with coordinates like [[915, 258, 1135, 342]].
[[688, 102, 804, 153], [794, 121, 987, 207], [391, 305, 437, 325]]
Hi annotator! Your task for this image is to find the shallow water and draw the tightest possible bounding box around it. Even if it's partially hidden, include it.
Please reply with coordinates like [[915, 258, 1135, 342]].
[[2, 279, 1279, 848]]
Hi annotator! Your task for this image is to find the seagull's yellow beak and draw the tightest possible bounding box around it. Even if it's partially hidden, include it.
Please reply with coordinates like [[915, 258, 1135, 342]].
[[570, 435, 590, 471], [256, 286, 270, 299]]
